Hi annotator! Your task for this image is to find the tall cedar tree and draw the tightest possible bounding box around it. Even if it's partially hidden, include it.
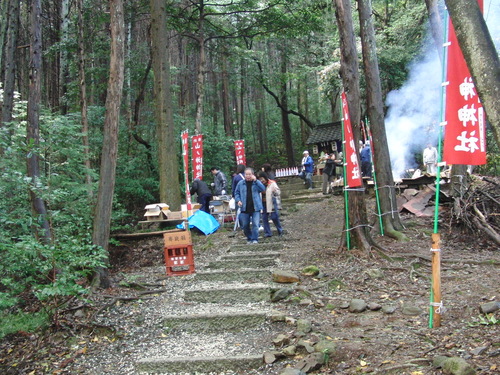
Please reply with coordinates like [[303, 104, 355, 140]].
[[357, 0, 406, 240], [150, 0, 182, 210], [27, 0, 51, 244], [334, 0, 375, 251], [92, 0, 125, 288]]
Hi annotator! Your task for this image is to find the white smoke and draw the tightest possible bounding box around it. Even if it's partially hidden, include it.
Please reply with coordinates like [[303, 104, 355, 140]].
[[385, 47, 441, 178], [385, 1, 499, 179]]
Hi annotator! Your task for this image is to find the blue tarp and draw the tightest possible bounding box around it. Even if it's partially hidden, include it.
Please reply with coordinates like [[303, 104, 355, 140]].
[[176, 210, 220, 235]]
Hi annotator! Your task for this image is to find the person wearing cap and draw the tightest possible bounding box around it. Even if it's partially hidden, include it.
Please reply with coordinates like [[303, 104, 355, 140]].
[[301, 150, 314, 189]]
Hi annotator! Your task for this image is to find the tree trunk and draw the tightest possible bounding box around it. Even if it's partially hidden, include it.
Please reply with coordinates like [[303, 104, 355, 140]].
[[76, 0, 93, 197], [27, 0, 51, 244], [194, 1, 206, 134], [0, 0, 9, 79], [424, 0, 443, 60], [59, 0, 70, 114], [357, 0, 406, 240], [1, 0, 19, 129], [150, 0, 182, 210], [335, 0, 374, 251], [280, 46, 295, 166], [444, 0, 500, 148], [221, 51, 232, 136], [92, 0, 125, 288]]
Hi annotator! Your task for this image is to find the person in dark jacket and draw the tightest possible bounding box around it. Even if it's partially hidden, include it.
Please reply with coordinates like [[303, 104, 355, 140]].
[[190, 178, 212, 213], [234, 168, 266, 244], [231, 164, 246, 198], [321, 154, 336, 195], [210, 167, 227, 195]]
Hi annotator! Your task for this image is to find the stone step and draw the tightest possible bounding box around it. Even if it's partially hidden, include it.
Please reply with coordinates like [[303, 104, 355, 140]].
[[136, 354, 263, 374], [281, 196, 326, 204], [163, 311, 268, 333], [207, 257, 277, 269], [194, 268, 271, 282], [229, 242, 284, 252], [220, 251, 281, 260], [184, 285, 271, 303]]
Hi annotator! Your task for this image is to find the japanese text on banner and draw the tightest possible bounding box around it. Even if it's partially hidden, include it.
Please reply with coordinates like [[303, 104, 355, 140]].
[[443, 0, 486, 166], [191, 135, 203, 180], [234, 140, 246, 166], [341, 92, 363, 188]]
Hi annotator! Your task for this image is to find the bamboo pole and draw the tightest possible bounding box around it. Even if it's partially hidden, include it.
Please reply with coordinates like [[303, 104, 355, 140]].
[[431, 233, 442, 327], [429, 11, 449, 329]]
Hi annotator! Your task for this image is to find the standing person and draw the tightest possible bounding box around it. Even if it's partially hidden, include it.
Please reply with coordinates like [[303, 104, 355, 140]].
[[234, 168, 265, 244], [423, 143, 438, 175], [360, 141, 372, 178], [301, 150, 314, 189], [231, 164, 246, 198], [210, 167, 227, 195], [321, 154, 336, 195], [189, 178, 212, 213], [261, 163, 276, 180], [258, 172, 283, 238]]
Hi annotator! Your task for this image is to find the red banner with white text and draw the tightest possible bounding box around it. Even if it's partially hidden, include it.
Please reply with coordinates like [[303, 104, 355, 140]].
[[181, 131, 192, 209], [443, 0, 486, 165], [191, 135, 203, 180], [234, 140, 246, 166], [341, 92, 363, 188]]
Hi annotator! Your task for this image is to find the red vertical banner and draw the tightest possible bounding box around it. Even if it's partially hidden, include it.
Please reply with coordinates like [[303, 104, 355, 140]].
[[191, 134, 203, 180], [443, 0, 486, 165], [181, 131, 192, 209], [234, 140, 246, 165], [341, 92, 363, 188]]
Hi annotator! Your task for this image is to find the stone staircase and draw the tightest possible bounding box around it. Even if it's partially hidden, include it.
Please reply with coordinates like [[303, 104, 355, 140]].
[[134, 178, 326, 374], [135, 242, 286, 374]]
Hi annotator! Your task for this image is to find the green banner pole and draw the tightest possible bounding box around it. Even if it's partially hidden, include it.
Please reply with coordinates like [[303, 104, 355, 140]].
[[365, 118, 384, 236], [429, 10, 450, 329], [341, 96, 351, 250]]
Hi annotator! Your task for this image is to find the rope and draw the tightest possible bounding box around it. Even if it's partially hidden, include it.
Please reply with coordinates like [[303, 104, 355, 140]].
[[343, 187, 366, 192], [430, 301, 445, 314], [343, 224, 373, 232]]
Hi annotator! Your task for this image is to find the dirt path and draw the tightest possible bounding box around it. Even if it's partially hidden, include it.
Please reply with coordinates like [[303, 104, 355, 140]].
[[1, 193, 498, 374]]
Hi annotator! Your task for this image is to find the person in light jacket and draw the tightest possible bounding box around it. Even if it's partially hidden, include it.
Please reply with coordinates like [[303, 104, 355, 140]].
[[258, 172, 283, 238], [234, 168, 266, 244], [423, 143, 438, 175]]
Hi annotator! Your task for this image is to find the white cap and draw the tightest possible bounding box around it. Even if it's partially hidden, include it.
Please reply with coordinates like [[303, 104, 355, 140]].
[[303, 150, 309, 154]]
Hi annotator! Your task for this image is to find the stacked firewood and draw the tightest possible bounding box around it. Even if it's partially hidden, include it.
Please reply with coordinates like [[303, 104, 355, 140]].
[[451, 176, 500, 246]]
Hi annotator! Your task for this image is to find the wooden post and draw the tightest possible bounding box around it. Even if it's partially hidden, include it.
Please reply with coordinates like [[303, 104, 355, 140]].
[[431, 233, 442, 327]]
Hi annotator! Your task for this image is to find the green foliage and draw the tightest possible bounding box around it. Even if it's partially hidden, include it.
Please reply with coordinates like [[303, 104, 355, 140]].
[[0, 310, 49, 340], [468, 314, 499, 326], [0, 235, 107, 313], [477, 129, 499, 176]]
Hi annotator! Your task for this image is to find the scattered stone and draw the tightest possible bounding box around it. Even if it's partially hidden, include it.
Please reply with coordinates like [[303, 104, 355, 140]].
[[365, 268, 384, 279], [382, 305, 398, 314], [479, 301, 500, 314], [295, 352, 326, 373], [273, 334, 291, 347], [270, 311, 287, 322], [282, 345, 297, 356], [471, 346, 488, 356], [263, 351, 277, 364], [297, 339, 316, 354], [402, 304, 424, 316], [314, 339, 337, 356], [301, 265, 320, 276], [297, 319, 312, 334], [273, 270, 300, 283], [349, 298, 367, 313], [272, 288, 293, 302], [279, 368, 307, 375], [285, 317, 297, 326], [314, 300, 325, 308], [367, 302, 382, 311], [299, 298, 313, 306], [433, 355, 476, 375], [339, 301, 350, 309]]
